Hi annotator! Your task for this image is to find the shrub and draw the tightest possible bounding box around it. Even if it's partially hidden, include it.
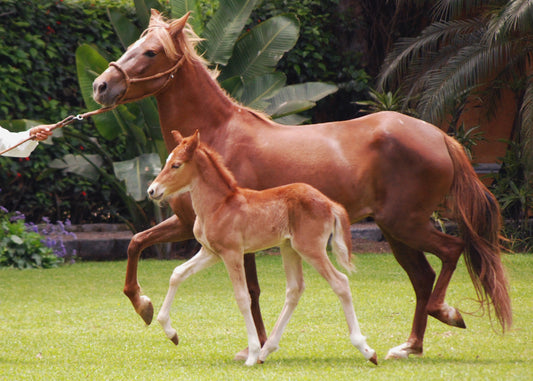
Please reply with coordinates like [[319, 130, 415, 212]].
[[0, 0, 140, 224], [0, 207, 63, 269]]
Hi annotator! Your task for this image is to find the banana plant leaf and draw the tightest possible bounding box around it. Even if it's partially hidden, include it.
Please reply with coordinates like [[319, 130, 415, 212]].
[[240, 72, 287, 110], [49, 154, 104, 181], [113, 153, 162, 201], [199, 0, 260, 66], [219, 14, 299, 82], [75, 44, 124, 141], [107, 8, 142, 49], [170, 0, 203, 35], [265, 82, 338, 117], [134, 0, 164, 29]]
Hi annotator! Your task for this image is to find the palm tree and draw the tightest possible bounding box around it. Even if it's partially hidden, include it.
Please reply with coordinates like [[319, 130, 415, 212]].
[[378, 0, 533, 246]]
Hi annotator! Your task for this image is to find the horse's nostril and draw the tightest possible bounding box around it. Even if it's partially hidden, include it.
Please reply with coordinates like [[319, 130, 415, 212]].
[[97, 81, 107, 94], [148, 188, 154, 196]]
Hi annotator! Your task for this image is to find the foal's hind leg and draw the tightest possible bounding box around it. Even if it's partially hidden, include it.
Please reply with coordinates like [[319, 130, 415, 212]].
[[259, 243, 305, 363], [157, 248, 220, 344], [296, 244, 376, 364]]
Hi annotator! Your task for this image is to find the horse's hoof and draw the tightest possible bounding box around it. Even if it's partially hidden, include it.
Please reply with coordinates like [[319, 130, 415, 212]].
[[233, 348, 248, 361], [369, 353, 378, 365], [138, 296, 154, 325], [385, 343, 422, 360], [429, 304, 466, 329], [171, 333, 179, 345]]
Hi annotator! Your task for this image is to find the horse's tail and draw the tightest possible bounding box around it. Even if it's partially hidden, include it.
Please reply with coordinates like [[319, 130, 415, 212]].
[[444, 135, 512, 331], [331, 203, 355, 273]]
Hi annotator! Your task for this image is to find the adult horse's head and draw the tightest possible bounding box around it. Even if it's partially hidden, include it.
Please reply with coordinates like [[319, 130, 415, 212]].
[[93, 10, 194, 106]]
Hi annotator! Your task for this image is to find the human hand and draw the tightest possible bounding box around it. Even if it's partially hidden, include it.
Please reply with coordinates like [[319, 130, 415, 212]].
[[29, 125, 54, 141]]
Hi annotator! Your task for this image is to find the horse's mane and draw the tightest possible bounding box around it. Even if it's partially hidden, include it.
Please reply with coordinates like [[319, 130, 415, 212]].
[[147, 13, 273, 123], [145, 14, 212, 75], [196, 144, 238, 193]]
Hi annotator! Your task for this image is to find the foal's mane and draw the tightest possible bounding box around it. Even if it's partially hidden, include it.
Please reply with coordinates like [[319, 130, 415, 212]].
[[196, 144, 238, 193]]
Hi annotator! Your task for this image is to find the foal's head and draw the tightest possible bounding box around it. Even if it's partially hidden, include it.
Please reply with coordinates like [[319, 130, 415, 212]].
[[148, 130, 199, 202], [93, 10, 200, 106]]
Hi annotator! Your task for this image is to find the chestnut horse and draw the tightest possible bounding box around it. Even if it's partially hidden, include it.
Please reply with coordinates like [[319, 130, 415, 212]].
[[92, 10, 511, 360], [147, 130, 377, 366]]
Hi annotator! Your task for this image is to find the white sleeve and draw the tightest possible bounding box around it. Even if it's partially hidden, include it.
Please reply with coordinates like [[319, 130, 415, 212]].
[[0, 126, 39, 157]]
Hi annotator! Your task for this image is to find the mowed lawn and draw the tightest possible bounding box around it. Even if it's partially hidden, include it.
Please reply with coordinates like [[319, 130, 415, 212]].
[[0, 252, 531, 380]]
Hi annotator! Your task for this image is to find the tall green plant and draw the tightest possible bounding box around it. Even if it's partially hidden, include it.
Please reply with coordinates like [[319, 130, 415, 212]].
[[62, 0, 338, 232]]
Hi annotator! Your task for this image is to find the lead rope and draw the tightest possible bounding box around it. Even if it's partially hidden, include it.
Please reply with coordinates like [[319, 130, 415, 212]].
[[0, 106, 117, 156]]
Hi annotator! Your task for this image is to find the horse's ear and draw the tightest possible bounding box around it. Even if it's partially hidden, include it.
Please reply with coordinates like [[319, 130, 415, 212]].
[[169, 11, 191, 37], [149, 9, 162, 26], [171, 130, 184, 144]]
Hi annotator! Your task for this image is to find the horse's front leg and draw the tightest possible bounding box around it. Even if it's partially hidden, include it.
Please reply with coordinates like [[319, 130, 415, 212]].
[[124, 214, 194, 325], [222, 252, 261, 366], [157, 248, 220, 344]]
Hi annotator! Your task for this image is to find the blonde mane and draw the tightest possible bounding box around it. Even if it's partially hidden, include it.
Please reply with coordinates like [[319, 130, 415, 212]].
[[146, 13, 272, 122]]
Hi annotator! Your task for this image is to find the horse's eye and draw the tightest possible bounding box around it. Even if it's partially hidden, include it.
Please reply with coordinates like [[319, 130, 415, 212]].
[[171, 163, 181, 169], [144, 50, 157, 58]]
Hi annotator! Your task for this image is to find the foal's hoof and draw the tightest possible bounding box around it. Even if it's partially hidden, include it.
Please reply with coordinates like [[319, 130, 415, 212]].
[[369, 353, 378, 365], [170, 333, 179, 345], [138, 296, 154, 325]]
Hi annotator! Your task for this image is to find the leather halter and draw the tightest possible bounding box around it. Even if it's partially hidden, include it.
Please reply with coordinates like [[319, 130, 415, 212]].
[[108, 53, 185, 104]]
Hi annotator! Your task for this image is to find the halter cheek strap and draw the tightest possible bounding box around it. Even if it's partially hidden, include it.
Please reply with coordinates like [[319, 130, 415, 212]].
[[109, 54, 185, 104]]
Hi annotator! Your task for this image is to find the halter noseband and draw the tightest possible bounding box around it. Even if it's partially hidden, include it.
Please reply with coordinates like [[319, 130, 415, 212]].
[[109, 53, 185, 104]]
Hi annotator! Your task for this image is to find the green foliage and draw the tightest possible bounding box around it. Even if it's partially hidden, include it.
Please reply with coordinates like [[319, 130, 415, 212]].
[[355, 88, 413, 115], [490, 141, 533, 252], [251, 0, 371, 121], [0, 210, 62, 269], [0, 0, 137, 224]]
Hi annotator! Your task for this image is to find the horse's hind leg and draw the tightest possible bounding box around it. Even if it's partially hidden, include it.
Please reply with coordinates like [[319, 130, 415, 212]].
[[157, 247, 220, 344], [259, 243, 305, 363], [382, 223, 465, 359], [381, 232, 435, 359]]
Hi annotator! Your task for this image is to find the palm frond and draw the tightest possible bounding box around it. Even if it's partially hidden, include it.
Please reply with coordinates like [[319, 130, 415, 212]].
[[418, 41, 510, 122], [485, 0, 533, 43], [378, 18, 485, 91], [519, 75, 533, 179], [432, 0, 487, 20]]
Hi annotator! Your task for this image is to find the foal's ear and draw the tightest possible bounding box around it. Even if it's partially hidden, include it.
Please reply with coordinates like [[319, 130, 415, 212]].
[[171, 130, 184, 144], [188, 130, 200, 151], [169, 11, 191, 37]]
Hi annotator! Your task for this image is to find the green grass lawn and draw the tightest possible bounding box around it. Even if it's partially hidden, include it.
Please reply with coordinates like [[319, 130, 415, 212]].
[[0, 252, 531, 380]]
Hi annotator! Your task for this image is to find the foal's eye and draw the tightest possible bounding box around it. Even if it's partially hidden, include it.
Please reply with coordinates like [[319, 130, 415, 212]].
[[171, 163, 181, 169], [144, 50, 157, 58]]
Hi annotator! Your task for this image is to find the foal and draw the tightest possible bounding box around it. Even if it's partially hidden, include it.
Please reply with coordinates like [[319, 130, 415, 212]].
[[147, 130, 377, 366]]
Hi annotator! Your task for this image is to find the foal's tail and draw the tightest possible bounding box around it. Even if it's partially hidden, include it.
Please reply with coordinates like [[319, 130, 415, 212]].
[[331, 204, 355, 273], [444, 136, 512, 332]]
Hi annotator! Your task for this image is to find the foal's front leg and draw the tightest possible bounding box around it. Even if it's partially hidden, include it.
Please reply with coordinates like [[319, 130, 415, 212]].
[[222, 251, 261, 366], [259, 244, 305, 363], [157, 248, 220, 344]]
